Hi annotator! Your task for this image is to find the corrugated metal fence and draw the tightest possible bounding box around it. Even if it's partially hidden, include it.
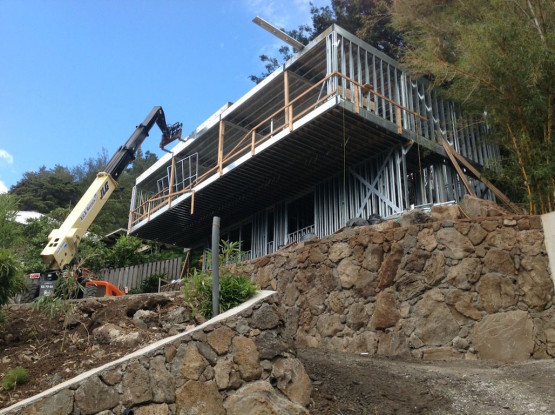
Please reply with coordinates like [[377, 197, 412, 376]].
[[98, 257, 183, 290]]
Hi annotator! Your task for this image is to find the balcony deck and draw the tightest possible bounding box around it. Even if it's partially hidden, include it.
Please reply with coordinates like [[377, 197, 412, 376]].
[[128, 25, 498, 248]]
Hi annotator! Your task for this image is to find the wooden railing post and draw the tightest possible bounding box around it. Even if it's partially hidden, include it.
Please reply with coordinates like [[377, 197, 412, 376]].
[[191, 189, 195, 215], [168, 154, 176, 208], [396, 107, 403, 134], [218, 119, 225, 176], [251, 130, 256, 156], [284, 71, 293, 131], [354, 85, 360, 114]]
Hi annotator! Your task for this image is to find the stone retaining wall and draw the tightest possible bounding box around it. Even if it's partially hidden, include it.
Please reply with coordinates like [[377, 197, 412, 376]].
[[241, 209, 555, 362], [1, 291, 312, 415]]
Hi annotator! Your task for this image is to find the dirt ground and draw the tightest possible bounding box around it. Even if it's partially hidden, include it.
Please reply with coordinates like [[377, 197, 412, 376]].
[[1, 295, 554, 414], [0, 293, 190, 409], [300, 348, 555, 415]]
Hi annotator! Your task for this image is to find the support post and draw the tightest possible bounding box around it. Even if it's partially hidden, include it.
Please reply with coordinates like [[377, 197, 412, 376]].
[[212, 216, 220, 317], [396, 107, 403, 134], [441, 138, 476, 197], [218, 120, 225, 176], [251, 130, 256, 156]]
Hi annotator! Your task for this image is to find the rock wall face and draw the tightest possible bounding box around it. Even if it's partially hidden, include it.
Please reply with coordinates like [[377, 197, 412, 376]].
[[2, 293, 312, 415], [242, 212, 554, 362]]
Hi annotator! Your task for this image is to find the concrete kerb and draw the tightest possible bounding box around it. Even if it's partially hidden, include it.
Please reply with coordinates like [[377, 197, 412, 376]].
[[0, 290, 276, 415], [541, 211, 555, 289]]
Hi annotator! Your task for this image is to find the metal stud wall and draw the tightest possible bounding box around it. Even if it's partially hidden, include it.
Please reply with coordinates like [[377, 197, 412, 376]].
[[130, 25, 500, 256]]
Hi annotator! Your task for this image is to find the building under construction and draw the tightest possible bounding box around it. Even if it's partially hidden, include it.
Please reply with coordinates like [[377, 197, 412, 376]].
[[128, 24, 500, 260]]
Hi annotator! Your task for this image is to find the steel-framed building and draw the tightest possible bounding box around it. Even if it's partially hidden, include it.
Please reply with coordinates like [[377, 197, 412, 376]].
[[127, 24, 498, 260]]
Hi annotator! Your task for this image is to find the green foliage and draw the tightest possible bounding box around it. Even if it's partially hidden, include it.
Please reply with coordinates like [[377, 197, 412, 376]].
[[0, 249, 26, 307], [78, 235, 110, 272], [182, 269, 258, 319], [108, 235, 146, 268], [32, 275, 83, 318], [392, 0, 554, 213], [19, 215, 60, 274], [9, 149, 158, 235], [10, 165, 80, 213], [0, 193, 26, 306], [32, 295, 68, 319], [0, 193, 22, 250], [182, 269, 213, 317], [218, 273, 258, 313], [140, 273, 166, 294], [32, 274, 83, 351], [204, 240, 242, 269], [2, 367, 29, 390]]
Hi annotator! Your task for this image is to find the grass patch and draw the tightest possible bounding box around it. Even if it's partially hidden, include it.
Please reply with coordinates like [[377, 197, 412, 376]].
[[2, 367, 28, 390]]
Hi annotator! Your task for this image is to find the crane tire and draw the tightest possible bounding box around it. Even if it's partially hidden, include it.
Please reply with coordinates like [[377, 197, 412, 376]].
[[20, 284, 40, 303], [84, 285, 98, 298]]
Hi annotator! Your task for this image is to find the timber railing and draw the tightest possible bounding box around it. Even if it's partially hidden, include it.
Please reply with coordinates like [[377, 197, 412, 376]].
[[129, 71, 426, 229]]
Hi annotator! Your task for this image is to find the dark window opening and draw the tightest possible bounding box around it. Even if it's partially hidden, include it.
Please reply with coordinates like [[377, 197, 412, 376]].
[[287, 192, 314, 234]]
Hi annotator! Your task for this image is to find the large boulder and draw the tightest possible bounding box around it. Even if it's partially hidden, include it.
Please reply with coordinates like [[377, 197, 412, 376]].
[[181, 343, 209, 381], [224, 381, 309, 415], [436, 228, 474, 259], [471, 310, 534, 361], [232, 336, 261, 381], [371, 289, 399, 330], [271, 357, 313, 406], [21, 389, 73, 415], [149, 355, 175, 403], [460, 195, 509, 218], [413, 290, 459, 347], [431, 204, 461, 221], [477, 273, 517, 313], [207, 326, 235, 355], [518, 256, 554, 310], [74, 376, 119, 415], [123, 360, 152, 407], [176, 380, 225, 415]]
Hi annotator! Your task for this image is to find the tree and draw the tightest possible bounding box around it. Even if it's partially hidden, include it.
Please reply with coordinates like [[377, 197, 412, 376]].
[[107, 235, 145, 268], [0, 194, 25, 307], [10, 165, 80, 213], [250, 0, 403, 83], [19, 214, 60, 274], [391, 0, 554, 213], [9, 149, 158, 235], [0, 193, 21, 250]]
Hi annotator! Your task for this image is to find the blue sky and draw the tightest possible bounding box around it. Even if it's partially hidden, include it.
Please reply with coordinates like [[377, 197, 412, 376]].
[[0, 0, 328, 193]]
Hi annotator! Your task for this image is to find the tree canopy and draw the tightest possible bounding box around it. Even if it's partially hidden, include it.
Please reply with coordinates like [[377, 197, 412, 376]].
[[10, 165, 80, 213], [392, 0, 554, 213], [9, 149, 158, 235]]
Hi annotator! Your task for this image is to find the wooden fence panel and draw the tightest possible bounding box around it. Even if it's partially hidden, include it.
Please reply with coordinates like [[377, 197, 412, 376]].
[[98, 257, 182, 291]]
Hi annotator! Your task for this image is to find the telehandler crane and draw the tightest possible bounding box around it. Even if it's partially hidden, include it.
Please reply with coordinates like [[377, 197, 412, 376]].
[[21, 107, 182, 301]]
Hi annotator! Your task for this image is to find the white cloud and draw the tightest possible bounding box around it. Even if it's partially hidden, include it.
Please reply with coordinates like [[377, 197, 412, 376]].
[[0, 180, 7, 194], [0, 149, 14, 164]]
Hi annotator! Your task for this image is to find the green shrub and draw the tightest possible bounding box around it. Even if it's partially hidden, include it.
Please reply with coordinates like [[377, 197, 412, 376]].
[[0, 249, 26, 307], [2, 367, 28, 390], [140, 273, 166, 294], [182, 269, 257, 319]]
